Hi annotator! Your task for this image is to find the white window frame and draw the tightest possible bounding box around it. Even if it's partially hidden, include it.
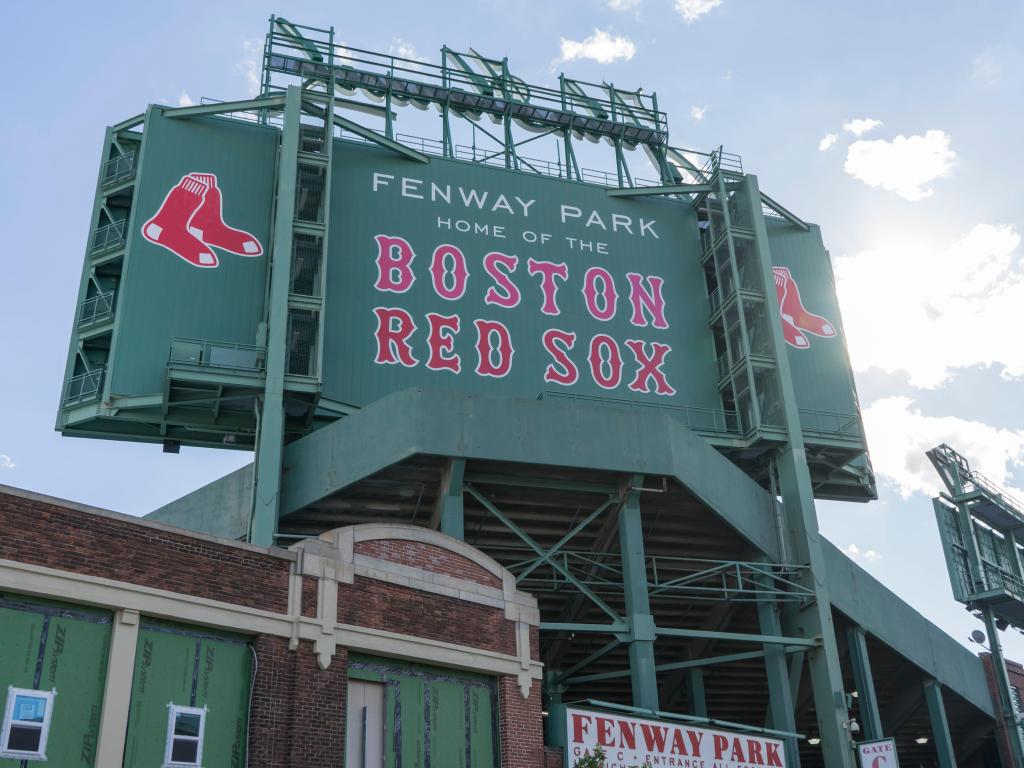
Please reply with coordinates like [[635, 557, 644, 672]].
[[0, 686, 57, 761], [163, 703, 207, 768]]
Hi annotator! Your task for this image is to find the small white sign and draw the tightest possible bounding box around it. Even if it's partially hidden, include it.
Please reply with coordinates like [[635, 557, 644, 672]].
[[857, 738, 900, 768]]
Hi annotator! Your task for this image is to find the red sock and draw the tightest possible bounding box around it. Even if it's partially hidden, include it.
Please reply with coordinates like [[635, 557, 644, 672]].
[[187, 173, 263, 257], [141, 176, 218, 268], [774, 267, 835, 338], [773, 268, 810, 348]]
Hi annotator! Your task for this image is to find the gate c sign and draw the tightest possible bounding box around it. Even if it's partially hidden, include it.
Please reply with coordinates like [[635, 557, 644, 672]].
[[857, 738, 900, 768]]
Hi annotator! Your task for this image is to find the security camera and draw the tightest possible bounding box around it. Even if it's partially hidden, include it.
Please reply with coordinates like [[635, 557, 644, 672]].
[[850, 720, 861, 735]]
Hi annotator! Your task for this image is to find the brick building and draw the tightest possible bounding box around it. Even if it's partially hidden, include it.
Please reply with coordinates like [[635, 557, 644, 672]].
[[0, 485, 546, 766]]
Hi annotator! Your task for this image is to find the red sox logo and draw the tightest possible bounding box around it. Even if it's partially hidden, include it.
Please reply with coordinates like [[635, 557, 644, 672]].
[[772, 266, 835, 349], [141, 173, 263, 268]]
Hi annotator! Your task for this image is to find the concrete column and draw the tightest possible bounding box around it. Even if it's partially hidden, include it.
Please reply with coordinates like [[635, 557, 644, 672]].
[[848, 626, 883, 740], [619, 475, 658, 711], [95, 609, 140, 766], [685, 669, 707, 718], [924, 679, 957, 768]]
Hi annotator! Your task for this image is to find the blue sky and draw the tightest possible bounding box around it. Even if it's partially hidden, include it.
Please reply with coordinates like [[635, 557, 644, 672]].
[[2, 0, 1024, 658]]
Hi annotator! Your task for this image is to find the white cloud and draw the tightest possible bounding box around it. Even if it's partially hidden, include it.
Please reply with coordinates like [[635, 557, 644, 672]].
[[608, 0, 641, 9], [389, 38, 429, 68], [0, 455, 13, 470], [972, 49, 1001, 87], [559, 29, 636, 64], [818, 133, 837, 152], [237, 40, 262, 97], [177, 91, 195, 107], [843, 130, 955, 200], [843, 118, 883, 137], [690, 105, 707, 121], [842, 543, 882, 563], [862, 397, 1024, 499], [674, 0, 722, 23], [834, 222, 1024, 387]]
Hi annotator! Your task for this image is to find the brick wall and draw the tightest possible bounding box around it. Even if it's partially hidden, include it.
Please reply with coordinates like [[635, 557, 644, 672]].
[[0, 490, 291, 612], [545, 746, 565, 767], [498, 674, 544, 768], [249, 636, 349, 767], [338, 576, 517, 655], [356, 538, 502, 588]]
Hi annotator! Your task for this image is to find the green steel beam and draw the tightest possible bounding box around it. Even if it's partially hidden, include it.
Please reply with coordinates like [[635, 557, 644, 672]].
[[250, 85, 302, 546], [164, 94, 287, 120], [758, 579, 801, 768], [515, 496, 617, 583], [465, 483, 624, 624], [111, 113, 146, 133], [924, 679, 957, 768], [759, 192, 809, 231], [333, 115, 430, 163], [847, 626, 883, 741], [463, 472, 619, 495], [656, 649, 765, 674], [606, 183, 712, 197], [982, 607, 1024, 768], [685, 669, 707, 718], [655, 626, 817, 647], [540, 622, 630, 634], [744, 173, 855, 768], [619, 476, 658, 711], [432, 457, 465, 540], [551, 638, 622, 686]]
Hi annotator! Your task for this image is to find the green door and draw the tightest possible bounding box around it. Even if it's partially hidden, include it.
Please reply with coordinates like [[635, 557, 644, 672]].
[[348, 656, 498, 768]]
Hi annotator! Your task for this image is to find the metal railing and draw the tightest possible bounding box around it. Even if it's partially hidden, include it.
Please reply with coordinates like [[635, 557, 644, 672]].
[[538, 391, 741, 434], [507, 548, 813, 602], [798, 409, 863, 438], [90, 221, 126, 254], [168, 338, 266, 371], [707, 286, 722, 317], [64, 368, 104, 406], [78, 291, 115, 326], [101, 151, 136, 185], [967, 469, 1024, 516]]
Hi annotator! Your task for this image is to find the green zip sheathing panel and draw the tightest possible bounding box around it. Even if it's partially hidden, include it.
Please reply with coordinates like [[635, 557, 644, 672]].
[[123, 619, 251, 768], [0, 594, 111, 768], [349, 655, 498, 768]]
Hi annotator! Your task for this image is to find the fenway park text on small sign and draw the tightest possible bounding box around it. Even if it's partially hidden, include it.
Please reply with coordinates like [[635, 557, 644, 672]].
[[566, 708, 786, 768]]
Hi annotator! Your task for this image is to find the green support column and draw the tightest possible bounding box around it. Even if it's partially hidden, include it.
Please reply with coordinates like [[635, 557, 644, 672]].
[[545, 676, 568, 749], [923, 679, 957, 768], [619, 475, 658, 711], [433, 457, 466, 540], [743, 174, 855, 768], [847, 626, 883, 741], [983, 607, 1024, 768], [685, 669, 707, 718], [758, 591, 801, 768], [250, 85, 302, 547]]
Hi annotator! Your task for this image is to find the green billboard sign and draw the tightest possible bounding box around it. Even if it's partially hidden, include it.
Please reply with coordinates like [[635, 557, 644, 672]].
[[62, 109, 870, 497], [323, 142, 718, 410]]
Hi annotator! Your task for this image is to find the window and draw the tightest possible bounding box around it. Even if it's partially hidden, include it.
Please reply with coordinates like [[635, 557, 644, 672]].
[[1, 687, 56, 760], [164, 704, 206, 767]]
